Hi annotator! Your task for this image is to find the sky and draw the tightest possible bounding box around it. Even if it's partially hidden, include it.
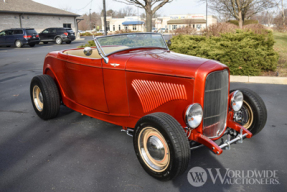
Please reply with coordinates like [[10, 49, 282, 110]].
[[33, 0, 208, 16]]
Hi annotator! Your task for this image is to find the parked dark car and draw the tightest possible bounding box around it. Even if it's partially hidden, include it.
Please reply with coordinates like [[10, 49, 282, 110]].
[[0, 28, 40, 48], [39, 28, 75, 45]]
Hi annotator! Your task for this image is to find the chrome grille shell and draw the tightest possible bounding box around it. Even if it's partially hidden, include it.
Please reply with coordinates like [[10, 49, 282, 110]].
[[203, 70, 229, 138]]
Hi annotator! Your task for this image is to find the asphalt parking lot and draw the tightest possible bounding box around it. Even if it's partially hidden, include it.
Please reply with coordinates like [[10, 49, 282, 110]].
[[0, 37, 287, 192]]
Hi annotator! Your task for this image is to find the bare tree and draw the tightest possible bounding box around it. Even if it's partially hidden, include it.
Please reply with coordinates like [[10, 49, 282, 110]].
[[114, 0, 174, 32], [275, 0, 286, 26], [206, 0, 275, 28]]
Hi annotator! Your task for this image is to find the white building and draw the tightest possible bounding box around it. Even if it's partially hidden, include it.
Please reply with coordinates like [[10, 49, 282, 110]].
[[102, 14, 217, 33], [101, 16, 145, 32], [155, 14, 217, 31]]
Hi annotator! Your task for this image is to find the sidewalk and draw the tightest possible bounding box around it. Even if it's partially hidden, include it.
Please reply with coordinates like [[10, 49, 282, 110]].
[[230, 75, 287, 84]]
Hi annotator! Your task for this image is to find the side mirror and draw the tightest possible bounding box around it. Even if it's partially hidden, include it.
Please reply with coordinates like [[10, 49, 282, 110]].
[[83, 47, 93, 56], [167, 40, 172, 46]]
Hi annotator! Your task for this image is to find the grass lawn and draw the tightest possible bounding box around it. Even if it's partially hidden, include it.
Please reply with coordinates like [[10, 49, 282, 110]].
[[273, 32, 287, 77]]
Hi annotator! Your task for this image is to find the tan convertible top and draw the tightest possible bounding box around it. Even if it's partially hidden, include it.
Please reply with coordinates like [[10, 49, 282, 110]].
[[64, 46, 129, 59]]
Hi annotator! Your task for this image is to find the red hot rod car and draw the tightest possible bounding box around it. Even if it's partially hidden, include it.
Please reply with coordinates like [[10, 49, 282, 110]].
[[30, 33, 267, 180]]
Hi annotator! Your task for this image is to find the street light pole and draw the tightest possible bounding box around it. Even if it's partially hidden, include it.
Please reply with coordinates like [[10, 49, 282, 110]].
[[103, 0, 107, 35]]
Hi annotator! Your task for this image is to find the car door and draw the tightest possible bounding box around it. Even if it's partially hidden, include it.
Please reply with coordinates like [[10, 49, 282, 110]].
[[4, 30, 14, 45], [62, 53, 109, 112], [0, 31, 6, 45], [48, 28, 57, 41], [39, 28, 49, 41]]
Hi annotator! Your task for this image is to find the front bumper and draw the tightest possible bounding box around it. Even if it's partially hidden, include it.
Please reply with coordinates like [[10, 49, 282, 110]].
[[190, 111, 253, 155]]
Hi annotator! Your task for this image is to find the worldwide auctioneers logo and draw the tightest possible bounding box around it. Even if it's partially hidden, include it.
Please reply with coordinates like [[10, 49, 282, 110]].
[[187, 167, 280, 187]]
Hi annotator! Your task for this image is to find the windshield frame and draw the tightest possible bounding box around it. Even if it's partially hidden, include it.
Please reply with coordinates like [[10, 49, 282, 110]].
[[93, 32, 169, 57]]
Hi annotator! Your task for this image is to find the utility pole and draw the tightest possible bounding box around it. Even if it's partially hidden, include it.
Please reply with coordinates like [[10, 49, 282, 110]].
[[206, 0, 208, 29], [103, 0, 107, 35], [89, 9, 92, 30]]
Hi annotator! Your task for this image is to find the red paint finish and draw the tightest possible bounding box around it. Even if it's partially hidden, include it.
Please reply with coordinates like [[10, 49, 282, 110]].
[[42, 47, 252, 155]]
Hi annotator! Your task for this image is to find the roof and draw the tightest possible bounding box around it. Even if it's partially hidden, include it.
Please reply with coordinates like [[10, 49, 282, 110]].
[[122, 21, 144, 25], [0, 0, 80, 17], [167, 19, 207, 25]]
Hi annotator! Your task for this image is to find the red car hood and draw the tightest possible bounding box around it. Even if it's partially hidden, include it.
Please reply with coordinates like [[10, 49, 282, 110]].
[[125, 49, 212, 78]]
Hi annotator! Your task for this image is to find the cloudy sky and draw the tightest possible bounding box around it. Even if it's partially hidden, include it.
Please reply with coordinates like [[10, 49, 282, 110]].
[[33, 0, 208, 16]]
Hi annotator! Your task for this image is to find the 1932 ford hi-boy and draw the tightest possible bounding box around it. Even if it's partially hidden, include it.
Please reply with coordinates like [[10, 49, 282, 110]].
[[30, 33, 267, 180]]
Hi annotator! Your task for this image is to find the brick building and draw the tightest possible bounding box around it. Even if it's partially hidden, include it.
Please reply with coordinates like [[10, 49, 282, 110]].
[[0, 0, 81, 36]]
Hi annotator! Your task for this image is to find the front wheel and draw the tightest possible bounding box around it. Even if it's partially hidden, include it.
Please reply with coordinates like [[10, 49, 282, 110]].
[[233, 88, 267, 136], [29, 43, 35, 47], [134, 112, 190, 181], [66, 41, 71, 44]]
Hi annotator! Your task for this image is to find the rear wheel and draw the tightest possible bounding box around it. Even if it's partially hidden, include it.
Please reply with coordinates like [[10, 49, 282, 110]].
[[29, 43, 35, 47], [232, 88, 267, 136], [55, 37, 62, 45], [15, 40, 23, 48], [30, 75, 60, 120], [134, 112, 190, 181]]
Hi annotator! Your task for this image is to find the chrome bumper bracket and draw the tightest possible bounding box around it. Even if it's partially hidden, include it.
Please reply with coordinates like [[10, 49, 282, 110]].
[[219, 128, 248, 149]]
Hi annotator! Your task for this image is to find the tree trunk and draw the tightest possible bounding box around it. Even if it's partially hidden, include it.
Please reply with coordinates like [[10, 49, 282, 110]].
[[282, 0, 285, 26], [238, 11, 243, 29], [145, 4, 152, 32]]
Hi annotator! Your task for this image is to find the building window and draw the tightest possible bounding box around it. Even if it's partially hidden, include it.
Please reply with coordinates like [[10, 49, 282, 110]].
[[172, 25, 177, 30], [119, 25, 121, 30], [113, 25, 115, 31], [125, 26, 128, 31], [63, 23, 71, 28], [196, 24, 201, 30], [133, 24, 136, 31], [169, 25, 171, 30]]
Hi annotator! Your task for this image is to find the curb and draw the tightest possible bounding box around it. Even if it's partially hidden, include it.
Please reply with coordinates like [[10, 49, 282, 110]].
[[230, 75, 287, 85], [75, 38, 85, 41]]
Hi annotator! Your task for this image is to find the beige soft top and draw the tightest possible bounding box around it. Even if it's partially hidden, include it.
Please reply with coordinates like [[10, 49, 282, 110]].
[[64, 46, 129, 59]]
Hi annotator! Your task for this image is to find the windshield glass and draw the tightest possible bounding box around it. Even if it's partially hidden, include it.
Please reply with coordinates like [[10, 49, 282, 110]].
[[95, 33, 168, 55]]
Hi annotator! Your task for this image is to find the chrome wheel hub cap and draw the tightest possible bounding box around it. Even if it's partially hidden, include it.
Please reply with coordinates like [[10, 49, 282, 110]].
[[147, 136, 165, 161], [33, 85, 43, 111]]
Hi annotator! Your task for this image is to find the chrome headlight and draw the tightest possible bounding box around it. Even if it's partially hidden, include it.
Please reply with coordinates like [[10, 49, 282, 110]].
[[231, 90, 243, 111], [185, 104, 203, 128]]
